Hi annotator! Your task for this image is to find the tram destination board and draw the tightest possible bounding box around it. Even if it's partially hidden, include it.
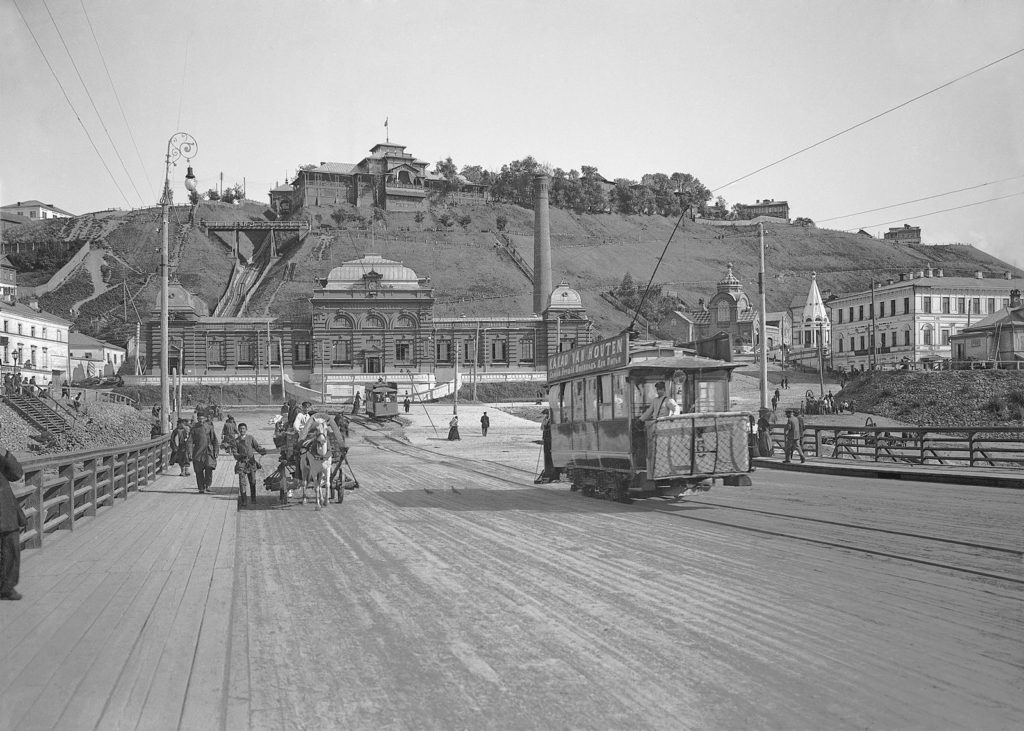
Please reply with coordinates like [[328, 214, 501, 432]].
[[547, 332, 629, 383]]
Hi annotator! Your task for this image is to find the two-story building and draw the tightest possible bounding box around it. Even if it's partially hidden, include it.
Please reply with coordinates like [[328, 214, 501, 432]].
[[883, 224, 922, 245], [68, 332, 128, 381], [0, 200, 74, 221], [829, 267, 1024, 372], [735, 199, 790, 221], [269, 142, 488, 215]]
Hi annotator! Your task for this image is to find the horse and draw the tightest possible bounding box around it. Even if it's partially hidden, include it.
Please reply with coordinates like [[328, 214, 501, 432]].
[[297, 424, 331, 509]]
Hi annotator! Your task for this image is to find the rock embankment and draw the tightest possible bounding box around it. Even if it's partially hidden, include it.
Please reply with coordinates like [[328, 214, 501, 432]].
[[840, 370, 1024, 427]]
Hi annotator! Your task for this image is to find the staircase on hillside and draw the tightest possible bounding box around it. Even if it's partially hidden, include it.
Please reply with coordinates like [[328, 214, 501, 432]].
[[2, 394, 73, 438], [493, 234, 534, 284]]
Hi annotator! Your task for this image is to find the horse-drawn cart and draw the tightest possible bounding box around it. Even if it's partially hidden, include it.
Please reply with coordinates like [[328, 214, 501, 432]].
[[265, 413, 358, 508]]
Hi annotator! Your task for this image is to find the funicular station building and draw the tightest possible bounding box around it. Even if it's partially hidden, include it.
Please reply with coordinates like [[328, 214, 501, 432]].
[[143, 257, 592, 401]]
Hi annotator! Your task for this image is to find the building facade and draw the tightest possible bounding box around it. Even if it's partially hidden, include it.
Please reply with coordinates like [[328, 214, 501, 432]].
[[143, 256, 593, 401], [0, 258, 72, 386], [0, 255, 16, 301], [269, 142, 488, 215], [788, 273, 831, 370], [735, 199, 790, 221], [0, 200, 74, 221], [829, 267, 1024, 371], [689, 264, 760, 351], [883, 224, 921, 245], [68, 332, 128, 381], [949, 289, 1024, 366]]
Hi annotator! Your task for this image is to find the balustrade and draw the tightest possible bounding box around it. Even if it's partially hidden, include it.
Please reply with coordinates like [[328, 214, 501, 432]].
[[13, 436, 170, 551]]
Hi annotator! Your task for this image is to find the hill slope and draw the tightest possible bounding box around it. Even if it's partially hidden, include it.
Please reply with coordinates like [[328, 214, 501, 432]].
[[5, 199, 1021, 342]]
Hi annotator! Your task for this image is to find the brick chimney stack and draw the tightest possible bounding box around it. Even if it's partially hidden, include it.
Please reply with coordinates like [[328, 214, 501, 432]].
[[533, 172, 552, 315]]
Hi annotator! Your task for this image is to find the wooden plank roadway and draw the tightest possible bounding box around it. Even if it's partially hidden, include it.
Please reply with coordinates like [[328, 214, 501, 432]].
[[2, 408, 1022, 730], [0, 457, 239, 731]]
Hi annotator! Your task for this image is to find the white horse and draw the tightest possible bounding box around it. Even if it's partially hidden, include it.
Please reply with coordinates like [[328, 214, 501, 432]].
[[298, 425, 331, 509]]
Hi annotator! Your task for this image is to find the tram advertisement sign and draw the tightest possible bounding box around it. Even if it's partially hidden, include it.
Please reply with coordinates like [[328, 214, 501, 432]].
[[547, 332, 629, 383]]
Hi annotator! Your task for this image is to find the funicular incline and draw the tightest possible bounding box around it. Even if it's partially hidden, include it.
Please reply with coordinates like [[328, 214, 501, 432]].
[[202, 220, 310, 317]]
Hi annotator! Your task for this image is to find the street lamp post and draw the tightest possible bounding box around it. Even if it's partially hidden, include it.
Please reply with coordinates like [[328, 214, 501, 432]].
[[160, 133, 197, 435]]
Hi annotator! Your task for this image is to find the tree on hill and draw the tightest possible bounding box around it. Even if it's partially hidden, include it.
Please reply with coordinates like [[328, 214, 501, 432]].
[[794, 217, 816, 227], [432, 157, 459, 194], [490, 156, 542, 205], [459, 164, 492, 186]]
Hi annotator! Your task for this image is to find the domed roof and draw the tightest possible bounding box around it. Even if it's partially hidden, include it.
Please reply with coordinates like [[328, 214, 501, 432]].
[[324, 254, 423, 290], [548, 280, 583, 310], [717, 262, 742, 291]]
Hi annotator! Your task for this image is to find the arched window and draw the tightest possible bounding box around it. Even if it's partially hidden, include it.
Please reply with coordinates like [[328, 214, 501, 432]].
[[364, 314, 387, 329], [921, 325, 933, 346], [332, 313, 355, 330], [717, 301, 730, 324], [395, 314, 417, 329]]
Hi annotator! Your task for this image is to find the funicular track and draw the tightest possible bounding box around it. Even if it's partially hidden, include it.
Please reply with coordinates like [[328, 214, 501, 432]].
[[347, 417, 1024, 586]]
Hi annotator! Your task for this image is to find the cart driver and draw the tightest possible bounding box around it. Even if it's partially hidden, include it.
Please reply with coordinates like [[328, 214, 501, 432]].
[[640, 381, 679, 421]]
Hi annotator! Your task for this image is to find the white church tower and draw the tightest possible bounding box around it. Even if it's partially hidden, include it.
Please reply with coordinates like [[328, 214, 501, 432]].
[[798, 271, 830, 368]]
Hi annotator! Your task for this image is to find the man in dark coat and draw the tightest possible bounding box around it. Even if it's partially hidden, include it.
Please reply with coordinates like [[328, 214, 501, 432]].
[[1, 447, 27, 600], [190, 413, 219, 493], [480, 412, 490, 437], [783, 409, 806, 464]]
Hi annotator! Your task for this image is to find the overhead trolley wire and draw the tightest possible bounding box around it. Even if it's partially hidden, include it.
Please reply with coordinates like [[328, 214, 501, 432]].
[[817, 174, 1024, 223], [39, 0, 147, 207], [12, 0, 133, 208], [848, 190, 1024, 231], [709, 47, 1024, 195], [78, 0, 156, 202]]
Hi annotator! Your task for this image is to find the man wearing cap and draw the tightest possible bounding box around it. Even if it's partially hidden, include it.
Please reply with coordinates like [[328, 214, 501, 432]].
[[783, 409, 806, 464], [640, 381, 679, 421]]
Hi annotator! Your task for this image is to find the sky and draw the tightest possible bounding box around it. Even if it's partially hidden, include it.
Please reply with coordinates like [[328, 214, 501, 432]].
[[2, 0, 1022, 267]]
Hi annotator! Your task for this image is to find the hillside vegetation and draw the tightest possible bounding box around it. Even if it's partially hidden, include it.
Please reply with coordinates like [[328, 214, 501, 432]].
[[4, 197, 1021, 343]]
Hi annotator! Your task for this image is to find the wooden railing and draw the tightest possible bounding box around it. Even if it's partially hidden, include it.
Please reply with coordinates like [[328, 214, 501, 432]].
[[13, 436, 170, 551], [767, 425, 1024, 469]]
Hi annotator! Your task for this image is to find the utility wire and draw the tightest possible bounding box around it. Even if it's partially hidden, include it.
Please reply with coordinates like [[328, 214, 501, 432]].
[[710, 47, 1024, 194], [13, 0, 133, 208], [78, 0, 156, 202], [818, 173, 1024, 223], [40, 0, 146, 206], [847, 190, 1024, 231]]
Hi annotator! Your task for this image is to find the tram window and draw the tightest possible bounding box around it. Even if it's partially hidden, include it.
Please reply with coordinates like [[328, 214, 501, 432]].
[[572, 379, 587, 421], [597, 374, 614, 420], [696, 380, 727, 412], [586, 376, 597, 420], [613, 373, 626, 417], [550, 383, 567, 424]]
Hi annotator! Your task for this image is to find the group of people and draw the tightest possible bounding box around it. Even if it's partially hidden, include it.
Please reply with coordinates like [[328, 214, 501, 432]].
[[165, 408, 269, 503], [2, 373, 46, 398]]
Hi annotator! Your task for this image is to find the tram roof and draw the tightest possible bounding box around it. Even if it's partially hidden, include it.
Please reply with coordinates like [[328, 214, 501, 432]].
[[622, 355, 742, 375]]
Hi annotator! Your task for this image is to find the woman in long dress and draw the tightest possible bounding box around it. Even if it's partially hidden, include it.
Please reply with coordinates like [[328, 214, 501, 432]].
[[447, 415, 460, 441]]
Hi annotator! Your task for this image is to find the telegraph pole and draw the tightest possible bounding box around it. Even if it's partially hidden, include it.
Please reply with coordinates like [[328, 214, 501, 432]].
[[758, 222, 769, 410]]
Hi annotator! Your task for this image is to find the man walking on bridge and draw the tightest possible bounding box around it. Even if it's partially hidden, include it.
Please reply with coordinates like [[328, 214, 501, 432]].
[[190, 413, 219, 493], [783, 408, 806, 464]]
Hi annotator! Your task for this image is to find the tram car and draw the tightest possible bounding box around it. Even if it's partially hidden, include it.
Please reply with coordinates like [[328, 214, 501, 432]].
[[364, 381, 400, 420], [547, 333, 753, 502]]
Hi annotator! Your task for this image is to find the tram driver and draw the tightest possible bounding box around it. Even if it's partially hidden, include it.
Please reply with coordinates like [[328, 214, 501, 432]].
[[640, 381, 679, 421]]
